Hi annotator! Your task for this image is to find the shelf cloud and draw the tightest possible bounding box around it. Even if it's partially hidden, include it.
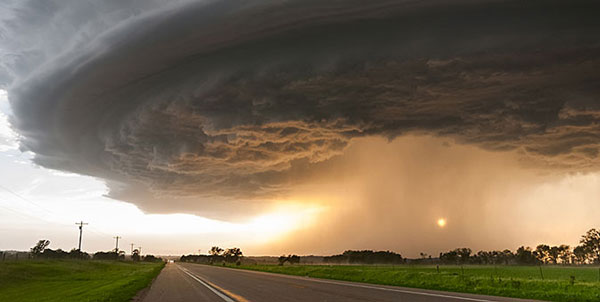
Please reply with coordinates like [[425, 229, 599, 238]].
[[2, 0, 600, 219]]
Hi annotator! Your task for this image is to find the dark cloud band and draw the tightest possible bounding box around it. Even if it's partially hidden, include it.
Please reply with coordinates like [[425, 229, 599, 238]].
[[3, 0, 600, 217]]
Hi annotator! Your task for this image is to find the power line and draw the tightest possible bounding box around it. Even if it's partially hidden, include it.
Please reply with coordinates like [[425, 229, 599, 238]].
[[0, 197, 71, 227], [0, 202, 48, 223], [0, 197, 116, 251], [0, 184, 77, 229], [0, 183, 57, 216], [0, 182, 114, 240], [85, 224, 115, 240], [0, 183, 138, 253]]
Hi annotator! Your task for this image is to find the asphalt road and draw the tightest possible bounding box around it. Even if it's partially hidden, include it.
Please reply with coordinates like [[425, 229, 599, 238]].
[[140, 262, 543, 302]]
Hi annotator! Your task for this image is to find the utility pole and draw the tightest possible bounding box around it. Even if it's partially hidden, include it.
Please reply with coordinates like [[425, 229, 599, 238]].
[[113, 236, 121, 252], [75, 221, 88, 251], [130, 243, 135, 255]]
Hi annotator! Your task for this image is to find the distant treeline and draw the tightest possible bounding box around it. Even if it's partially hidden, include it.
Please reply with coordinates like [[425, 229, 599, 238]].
[[281, 228, 600, 266], [432, 228, 600, 265], [323, 250, 404, 264], [93, 251, 160, 262], [278, 254, 300, 265], [180, 249, 405, 266], [404, 228, 600, 266], [436, 245, 590, 266], [181, 228, 600, 266], [35, 248, 91, 260], [0, 239, 163, 262], [180, 246, 243, 265], [180, 254, 222, 264]]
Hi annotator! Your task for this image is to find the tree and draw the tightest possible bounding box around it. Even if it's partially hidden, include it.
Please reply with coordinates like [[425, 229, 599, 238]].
[[573, 245, 588, 264], [548, 246, 560, 264], [93, 251, 124, 260], [440, 248, 470, 264], [30, 240, 50, 256], [535, 245, 550, 264], [288, 255, 301, 264], [580, 229, 600, 263], [515, 246, 538, 265], [278, 255, 288, 266], [476, 251, 491, 264], [223, 248, 243, 263], [501, 249, 514, 265], [143, 255, 162, 262], [278, 254, 301, 265], [557, 245, 571, 264], [40, 248, 68, 259], [69, 248, 90, 260], [456, 248, 472, 264], [440, 250, 458, 264], [132, 249, 141, 262], [209, 246, 224, 256]]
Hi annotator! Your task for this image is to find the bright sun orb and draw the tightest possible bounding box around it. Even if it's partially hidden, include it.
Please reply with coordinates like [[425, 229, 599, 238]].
[[437, 218, 447, 228]]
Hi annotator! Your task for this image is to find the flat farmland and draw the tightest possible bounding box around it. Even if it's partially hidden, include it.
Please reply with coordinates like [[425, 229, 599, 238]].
[[0, 260, 164, 302]]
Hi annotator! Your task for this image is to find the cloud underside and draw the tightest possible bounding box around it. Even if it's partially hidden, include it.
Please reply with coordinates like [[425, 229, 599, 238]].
[[4, 0, 600, 217]]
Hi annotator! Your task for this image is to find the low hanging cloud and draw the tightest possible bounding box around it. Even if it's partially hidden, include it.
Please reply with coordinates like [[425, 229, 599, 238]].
[[1, 0, 600, 218]]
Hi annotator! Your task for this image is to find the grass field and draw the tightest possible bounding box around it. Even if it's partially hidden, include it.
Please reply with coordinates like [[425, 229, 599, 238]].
[[0, 260, 164, 302], [228, 264, 600, 302]]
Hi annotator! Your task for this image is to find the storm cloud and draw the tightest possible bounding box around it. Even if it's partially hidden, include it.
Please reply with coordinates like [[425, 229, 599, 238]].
[[2, 0, 600, 218]]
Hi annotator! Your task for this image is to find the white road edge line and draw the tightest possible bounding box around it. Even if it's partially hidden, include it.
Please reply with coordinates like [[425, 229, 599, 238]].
[[202, 264, 505, 302], [177, 265, 236, 302]]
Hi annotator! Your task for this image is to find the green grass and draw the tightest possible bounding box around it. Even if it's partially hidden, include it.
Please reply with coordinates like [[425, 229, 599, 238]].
[[0, 260, 164, 302], [225, 264, 600, 302]]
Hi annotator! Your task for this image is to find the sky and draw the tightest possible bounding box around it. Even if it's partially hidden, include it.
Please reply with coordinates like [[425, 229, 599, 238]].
[[0, 0, 599, 257]]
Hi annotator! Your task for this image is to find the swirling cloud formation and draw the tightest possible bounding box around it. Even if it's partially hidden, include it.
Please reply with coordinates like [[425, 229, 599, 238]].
[[2, 0, 599, 217]]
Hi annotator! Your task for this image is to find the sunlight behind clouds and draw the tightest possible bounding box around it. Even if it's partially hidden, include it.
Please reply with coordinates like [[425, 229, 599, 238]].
[[0, 88, 323, 253], [245, 203, 324, 243], [0, 119, 324, 254]]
